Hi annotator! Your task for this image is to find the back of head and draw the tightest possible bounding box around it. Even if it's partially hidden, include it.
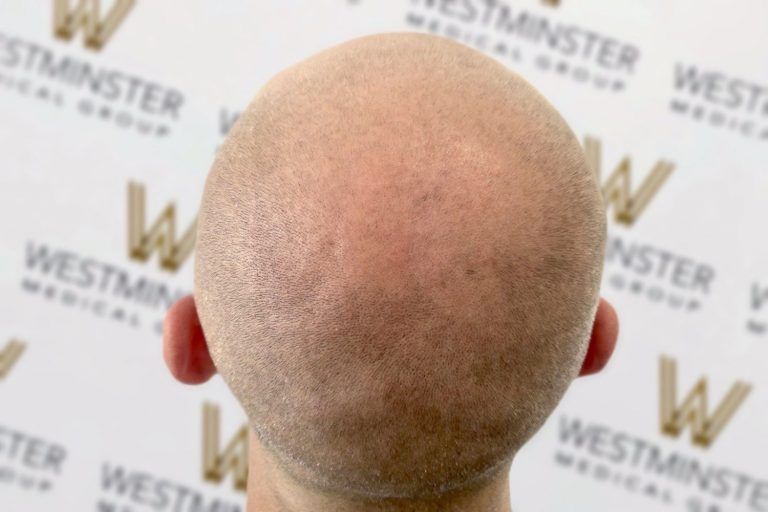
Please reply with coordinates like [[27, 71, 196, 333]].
[[195, 32, 605, 499]]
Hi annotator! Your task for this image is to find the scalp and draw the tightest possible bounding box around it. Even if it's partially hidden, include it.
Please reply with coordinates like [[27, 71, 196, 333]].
[[194, 32, 605, 498]]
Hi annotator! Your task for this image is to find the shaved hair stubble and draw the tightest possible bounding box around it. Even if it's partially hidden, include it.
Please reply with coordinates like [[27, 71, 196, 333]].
[[195, 32, 606, 500]]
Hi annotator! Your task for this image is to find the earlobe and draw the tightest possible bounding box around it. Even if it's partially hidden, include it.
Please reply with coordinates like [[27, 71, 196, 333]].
[[579, 297, 619, 377], [163, 295, 217, 384]]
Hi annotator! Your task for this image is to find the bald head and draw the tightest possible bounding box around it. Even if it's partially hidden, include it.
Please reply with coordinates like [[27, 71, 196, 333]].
[[195, 32, 605, 499]]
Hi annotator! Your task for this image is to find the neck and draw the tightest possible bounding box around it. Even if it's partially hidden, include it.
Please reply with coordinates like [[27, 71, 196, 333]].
[[245, 430, 513, 512]]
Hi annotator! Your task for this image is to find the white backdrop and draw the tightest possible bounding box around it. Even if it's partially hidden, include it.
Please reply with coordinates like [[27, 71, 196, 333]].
[[1, 1, 767, 511]]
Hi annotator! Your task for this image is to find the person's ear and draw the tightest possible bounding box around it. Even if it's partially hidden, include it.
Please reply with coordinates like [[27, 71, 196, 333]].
[[579, 297, 619, 377], [163, 295, 217, 384]]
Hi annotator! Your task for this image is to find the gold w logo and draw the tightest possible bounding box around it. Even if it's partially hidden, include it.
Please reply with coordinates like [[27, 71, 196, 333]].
[[127, 182, 197, 272], [659, 356, 751, 449], [53, 0, 135, 51], [0, 340, 27, 380], [202, 403, 248, 492], [585, 136, 674, 226]]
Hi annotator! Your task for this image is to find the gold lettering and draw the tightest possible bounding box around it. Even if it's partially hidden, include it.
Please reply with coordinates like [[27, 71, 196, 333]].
[[127, 181, 197, 272], [659, 356, 751, 448], [53, 0, 135, 51], [585, 136, 674, 226], [202, 402, 248, 492], [0, 340, 26, 380]]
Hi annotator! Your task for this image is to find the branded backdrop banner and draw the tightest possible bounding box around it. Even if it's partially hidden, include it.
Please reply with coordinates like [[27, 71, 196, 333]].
[[1, 1, 766, 511]]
